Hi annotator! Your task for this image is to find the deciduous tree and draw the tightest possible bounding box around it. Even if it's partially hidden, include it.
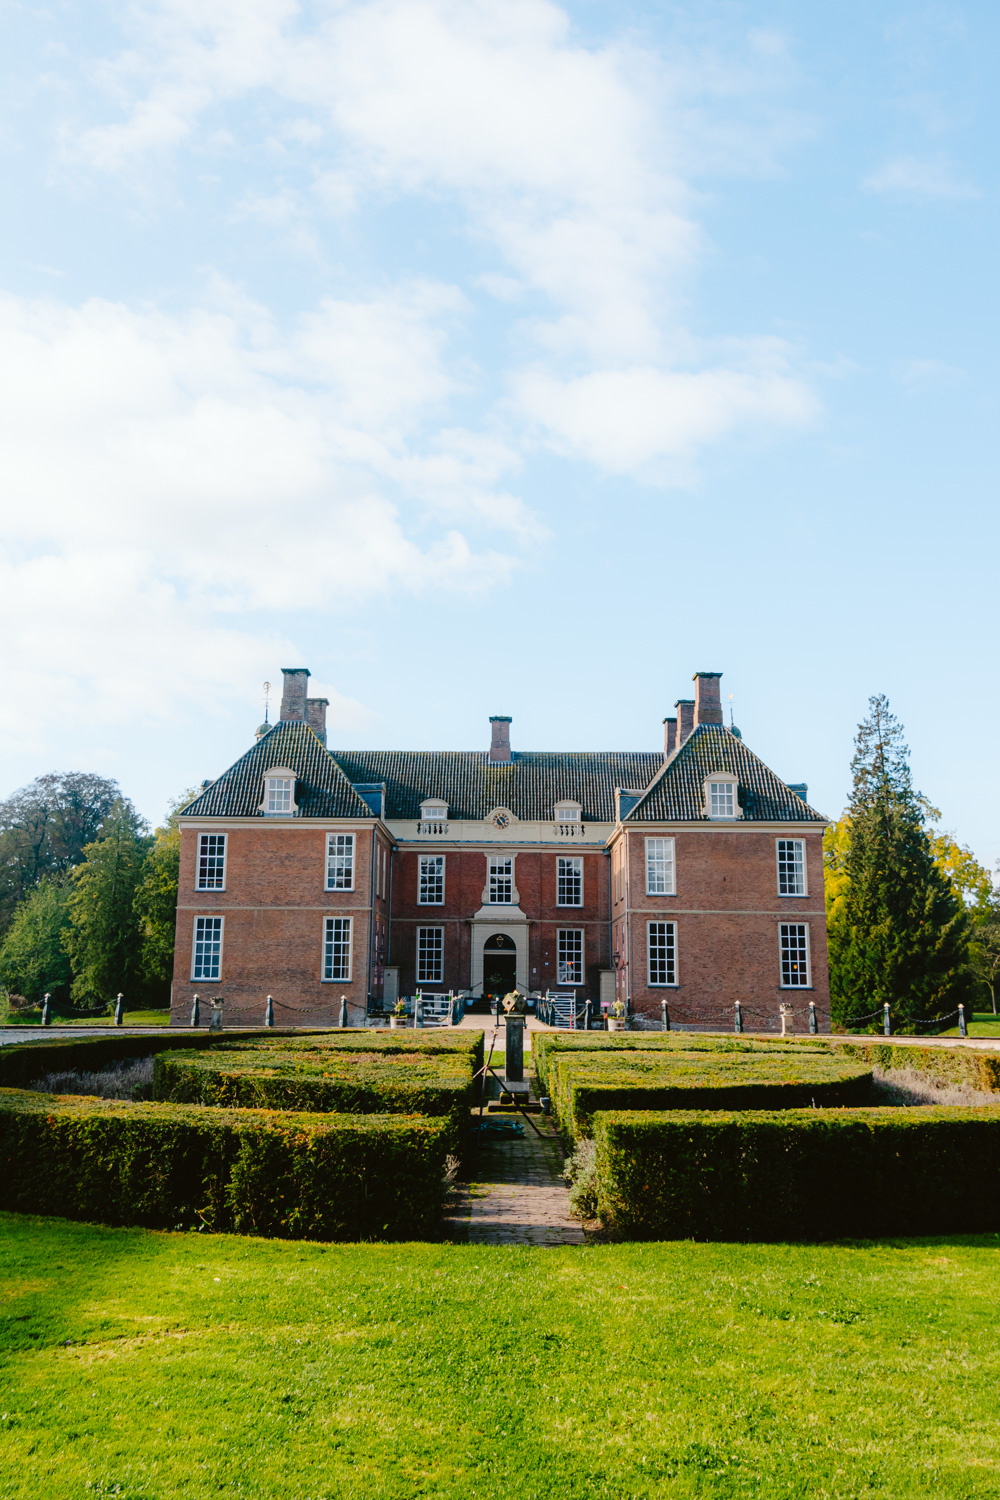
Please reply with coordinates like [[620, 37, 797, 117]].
[[133, 790, 198, 1004], [0, 879, 73, 1005], [64, 799, 152, 1007], [0, 772, 120, 931]]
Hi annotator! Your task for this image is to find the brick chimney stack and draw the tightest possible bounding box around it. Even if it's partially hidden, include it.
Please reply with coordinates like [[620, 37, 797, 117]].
[[663, 717, 677, 757], [675, 699, 695, 746], [489, 716, 512, 763], [692, 671, 724, 728], [306, 697, 329, 745], [279, 667, 310, 723]]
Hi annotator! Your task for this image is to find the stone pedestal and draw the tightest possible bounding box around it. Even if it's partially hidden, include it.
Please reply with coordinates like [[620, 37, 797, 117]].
[[502, 1016, 529, 1096]]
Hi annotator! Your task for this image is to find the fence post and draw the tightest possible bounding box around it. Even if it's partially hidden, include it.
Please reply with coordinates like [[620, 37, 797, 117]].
[[114, 993, 124, 1026], [265, 994, 274, 1027], [734, 1000, 742, 1034], [41, 992, 51, 1027], [190, 993, 200, 1028], [958, 1004, 967, 1038], [883, 1003, 891, 1036], [809, 1000, 817, 1035], [661, 999, 671, 1032], [339, 994, 348, 1029], [414, 991, 421, 1028]]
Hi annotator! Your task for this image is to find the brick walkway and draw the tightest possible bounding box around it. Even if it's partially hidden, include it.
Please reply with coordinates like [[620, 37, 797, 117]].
[[444, 1116, 586, 1246]]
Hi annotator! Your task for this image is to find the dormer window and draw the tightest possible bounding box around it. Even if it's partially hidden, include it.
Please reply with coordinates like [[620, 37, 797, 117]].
[[419, 800, 449, 834], [555, 804, 580, 822], [262, 769, 297, 816], [705, 775, 740, 820]]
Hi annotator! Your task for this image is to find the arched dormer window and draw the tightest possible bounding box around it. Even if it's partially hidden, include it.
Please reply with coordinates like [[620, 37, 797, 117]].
[[704, 774, 740, 820]]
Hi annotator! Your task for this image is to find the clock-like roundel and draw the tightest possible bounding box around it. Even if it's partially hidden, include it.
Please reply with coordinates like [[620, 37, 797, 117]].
[[492, 811, 510, 829]]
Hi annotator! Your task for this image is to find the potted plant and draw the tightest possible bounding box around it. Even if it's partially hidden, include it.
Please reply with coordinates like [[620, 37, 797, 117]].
[[607, 998, 628, 1032], [389, 998, 408, 1029]]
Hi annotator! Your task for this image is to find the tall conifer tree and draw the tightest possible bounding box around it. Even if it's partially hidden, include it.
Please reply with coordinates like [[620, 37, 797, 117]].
[[64, 799, 152, 1007], [829, 694, 974, 1030]]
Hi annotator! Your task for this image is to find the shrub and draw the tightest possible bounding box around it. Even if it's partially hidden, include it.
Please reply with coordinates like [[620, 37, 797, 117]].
[[594, 1105, 1000, 1240], [835, 1039, 1000, 1095], [153, 1047, 475, 1135], [545, 1048, 873, 1137], [531, 1032, 823, 1096], [0, 1087, 452, 1240]]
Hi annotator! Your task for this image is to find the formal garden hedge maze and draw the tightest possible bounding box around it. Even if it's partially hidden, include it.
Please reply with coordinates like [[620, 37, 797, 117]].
[[537, 1032, 1000, 1240], [0, 1029, 483, 1242]]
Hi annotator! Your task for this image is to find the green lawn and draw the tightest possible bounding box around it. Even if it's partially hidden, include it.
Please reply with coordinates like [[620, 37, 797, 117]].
[[939, 1012, 1000, 1040], [2, 1215, 1000, 1498], [1, 1011, 171, 1028]]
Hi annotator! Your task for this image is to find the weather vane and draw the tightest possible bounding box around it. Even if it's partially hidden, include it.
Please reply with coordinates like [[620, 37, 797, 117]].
[[263, 681, 271, 725], [728, 693, 735, 729]]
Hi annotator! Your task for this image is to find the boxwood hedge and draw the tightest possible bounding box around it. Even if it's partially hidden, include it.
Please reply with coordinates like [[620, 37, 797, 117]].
[[532, 1032, 823, 1097], [594, 1105, 1000, 1239], [544, 1047, 872, 1136], [0, 1086, 452, 1240]]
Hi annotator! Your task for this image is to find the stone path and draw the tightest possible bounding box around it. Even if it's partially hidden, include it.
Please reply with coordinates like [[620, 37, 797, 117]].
[[444, 1112, 586, 1247]]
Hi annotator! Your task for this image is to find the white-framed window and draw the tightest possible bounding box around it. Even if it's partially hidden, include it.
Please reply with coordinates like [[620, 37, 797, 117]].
[[196, 833, 226, 891], [647, 921, 677, 986], [421, 803, 448, 821], [192, 916, 223, 981], [326, 833, 355, 891], [323, 916, 352, 981], [779, 924, 810, 987], [555, 803, 581, 822], [265, 776, 293, 814], [777, 839, 807, 896], [645, 837, 675, 895], [557, 856, 583, 906], [417, 926, 444, 984], [557, 928, 583, 985], [708, 780, 736, 818], [489, 856, 513, 904], [418, 854, 444, 905]]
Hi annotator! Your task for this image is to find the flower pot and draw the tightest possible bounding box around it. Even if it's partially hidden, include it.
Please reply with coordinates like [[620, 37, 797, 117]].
[[389, 1015, 405, 1028], [607, 1017, 627, 1032]]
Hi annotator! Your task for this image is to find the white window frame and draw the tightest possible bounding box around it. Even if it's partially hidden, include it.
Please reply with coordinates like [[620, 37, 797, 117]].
[[196, 833, 227, 891], [488, 856, 513, 904], [418, 854, 445, 905], [557, 928, 584, 985], [554, 802, 581, 822], [779, 923, 811, 988], [644, 837, 676, 895], [262, 768, 297, 816], [556, 856, 583, 907], [647, 921, 677, 987], [416, 926, 444, 985], [776, 838, 807, 897], [704, 775, 740, 820], [326, 833, 356, 891], [191, 915, 223, 981], [323, 916, 353, 981], [420, 801, 448, 821]]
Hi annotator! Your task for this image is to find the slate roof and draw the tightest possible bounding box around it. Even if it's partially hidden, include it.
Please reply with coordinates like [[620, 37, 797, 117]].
[[622, 724, 825, 823], [179, 723, 376, 820], [179, 722, 823, 824], [328, 750, 665, 822]]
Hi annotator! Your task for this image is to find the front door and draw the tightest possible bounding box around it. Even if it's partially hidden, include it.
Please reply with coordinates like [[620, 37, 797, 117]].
[[483, 951, 517, 1002]]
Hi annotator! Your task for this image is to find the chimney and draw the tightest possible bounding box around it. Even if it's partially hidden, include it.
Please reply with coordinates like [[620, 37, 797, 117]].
[[306, 697, 329, 746], [692, 671, 723, 727], [489, 715, 512, 763], [675, 699, 695, 746], [663, 717, 677, 757], [279, 667, 310, 723]]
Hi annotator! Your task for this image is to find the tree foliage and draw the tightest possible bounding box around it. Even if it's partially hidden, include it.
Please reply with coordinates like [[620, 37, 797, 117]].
[[133, 790, 197, 1005], [64, 799, 152, 1007], [0, 879, 74, 1005], [828, 694, 975, 1031], [0, 772, 120, 932]]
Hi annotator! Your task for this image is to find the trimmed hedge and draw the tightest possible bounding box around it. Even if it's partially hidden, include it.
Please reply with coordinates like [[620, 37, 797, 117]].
[[834, 1039, 1000, 1095], [545, 1048, 872, 1137], [594, 1105, 1000, 1240], [153, 1047, 475, 1133], [531, 1032, 823, 1097], [0, 1087, 452, 1240]]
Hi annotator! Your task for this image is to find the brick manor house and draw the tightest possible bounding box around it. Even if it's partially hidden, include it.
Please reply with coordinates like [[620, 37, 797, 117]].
[[170, 668, 830, 1028]]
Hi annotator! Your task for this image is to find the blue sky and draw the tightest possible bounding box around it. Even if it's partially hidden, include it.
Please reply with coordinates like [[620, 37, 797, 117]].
[[1, 0, 997, 867]]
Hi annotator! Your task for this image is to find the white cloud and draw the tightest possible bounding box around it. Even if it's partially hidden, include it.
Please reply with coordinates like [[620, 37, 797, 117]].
[[894, 357, 969, 394], [0, 283, 524, 738], [863, 154, 982, 203]]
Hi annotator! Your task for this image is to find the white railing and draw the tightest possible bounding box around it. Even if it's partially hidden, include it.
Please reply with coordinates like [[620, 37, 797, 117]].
[[417, 820, 449, 835], [554, 821, 586, 837]]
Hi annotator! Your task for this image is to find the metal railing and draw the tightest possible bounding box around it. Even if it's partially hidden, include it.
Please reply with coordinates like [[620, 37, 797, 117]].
[[535, 990, 590, 1029]]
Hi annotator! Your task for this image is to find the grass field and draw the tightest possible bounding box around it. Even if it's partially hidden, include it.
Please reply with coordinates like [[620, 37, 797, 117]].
[[939, 1012, 1000, 1040], [1, 1011, 171, 1028], [2, 1215, 999, 1498]]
